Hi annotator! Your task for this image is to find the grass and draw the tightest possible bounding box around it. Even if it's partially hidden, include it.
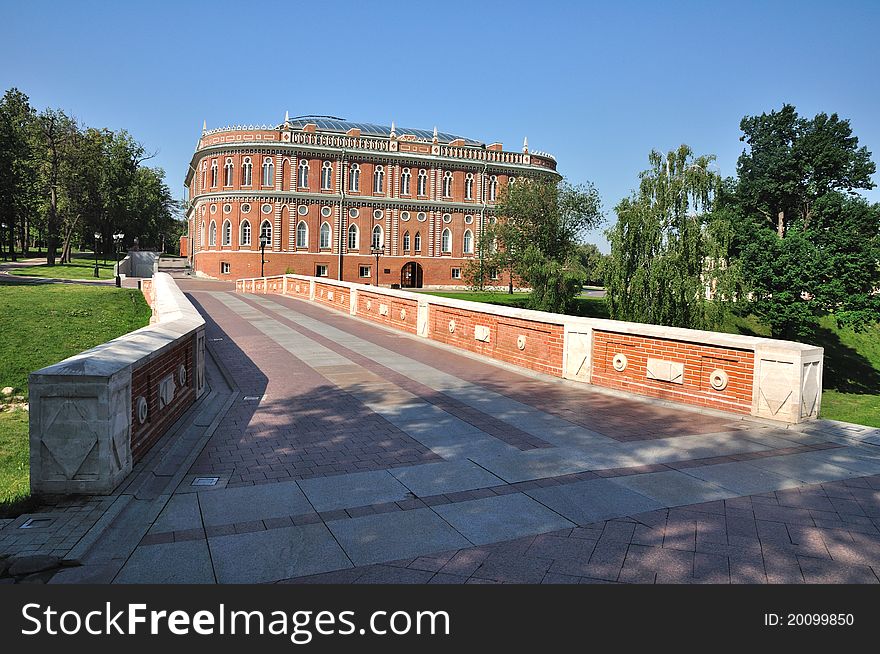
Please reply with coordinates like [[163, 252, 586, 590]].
[[0, 281, 151, 511], [422, 289, 879, 428], [9, 255, 118, 280]]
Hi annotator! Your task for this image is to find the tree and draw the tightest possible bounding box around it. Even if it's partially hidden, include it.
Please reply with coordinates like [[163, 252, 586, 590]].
[[0, 88, 36, 260], [735, 105, 878, 337], [604, 145, 729, 329], [574, 242, 605, 286], [474, 178, 602, 314]]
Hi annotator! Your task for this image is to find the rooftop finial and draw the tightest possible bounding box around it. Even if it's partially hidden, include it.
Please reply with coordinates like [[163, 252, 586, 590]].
[[284, 110, 290, 128], [202, 120, 207, 134], [390, 121, 396, 138], [432, 125, 438, 142], [522, 136, 529, 153]]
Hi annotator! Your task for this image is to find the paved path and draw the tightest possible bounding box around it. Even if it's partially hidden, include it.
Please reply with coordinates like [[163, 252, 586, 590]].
[[23, 279, 880, 584]]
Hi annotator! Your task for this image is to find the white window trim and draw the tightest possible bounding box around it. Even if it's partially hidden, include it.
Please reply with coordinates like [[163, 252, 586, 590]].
[[319, 222, 331, 249]]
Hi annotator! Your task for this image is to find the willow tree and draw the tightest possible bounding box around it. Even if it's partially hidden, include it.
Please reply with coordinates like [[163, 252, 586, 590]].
[[604, 145, 725, 329]]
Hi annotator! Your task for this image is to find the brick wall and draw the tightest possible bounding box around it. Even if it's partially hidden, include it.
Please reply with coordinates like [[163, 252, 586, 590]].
[[130, 334, 196, 461], [428, 305, 564, 377], [314, 281, 351, 313], [356, 289, 418, 333], [590, 330, 754, 414]]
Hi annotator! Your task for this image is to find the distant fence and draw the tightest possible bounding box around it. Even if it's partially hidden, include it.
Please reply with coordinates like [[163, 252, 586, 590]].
[[237, 274, 823, 425], [29, 273, 206, 495]]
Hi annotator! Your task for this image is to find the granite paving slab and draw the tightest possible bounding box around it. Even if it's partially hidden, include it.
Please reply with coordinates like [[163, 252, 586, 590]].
[[433, 493, 575, 545], [326, 508, 471, 566], [198, 481, 314, 527], [209, 523, 351, 583]]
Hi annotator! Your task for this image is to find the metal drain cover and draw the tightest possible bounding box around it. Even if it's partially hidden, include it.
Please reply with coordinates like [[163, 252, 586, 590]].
[[191, 477, 220, 487], [19, 517, 54, 529]]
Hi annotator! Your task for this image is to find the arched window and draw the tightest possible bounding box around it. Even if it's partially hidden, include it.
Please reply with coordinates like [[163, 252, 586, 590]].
[[210, 160, 218, 187], [414, 231, 422, 252], [349, 163, 360, 192], [489, 175, 497, 201], [319, 222, 331, 249], [401, 168, 411, 196], [371, 225, 383, 250], [260, 220, 272, 245], [465, 173, 474, 200], [240, 220, 251, 246], [296, 221, 308, 249], [441, 228, 452, 253], [222, 220, 232, 246], [463, 229, 473, 254], [224, 158, 233, 186], [298, 159, 309, 189], [208, 221, 217, 247], [402, 231, 410, 252], [443, 171, 453, 197], [417, 169, 427, 196], [348, 224, 359, 250], [321, 161, 333, 190], [373, 165, 384, 194], [262, 157, 274, 187], [201, 162, 207, 190], [241, 157, 253, 187]]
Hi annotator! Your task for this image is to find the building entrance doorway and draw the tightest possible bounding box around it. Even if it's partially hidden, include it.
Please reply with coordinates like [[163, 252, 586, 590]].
[[400, 261, 423, 288]]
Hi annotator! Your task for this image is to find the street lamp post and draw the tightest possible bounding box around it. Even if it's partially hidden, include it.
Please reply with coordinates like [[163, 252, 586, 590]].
[[93, 232, 102, 278], [259, 234, 269, 277], [370, 246, 384, 287], [113, 232, 124, 287], [0, 223, 6, 261]]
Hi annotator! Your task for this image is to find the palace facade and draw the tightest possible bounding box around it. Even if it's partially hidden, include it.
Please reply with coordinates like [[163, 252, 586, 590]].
[[183, 115, 559, 287]]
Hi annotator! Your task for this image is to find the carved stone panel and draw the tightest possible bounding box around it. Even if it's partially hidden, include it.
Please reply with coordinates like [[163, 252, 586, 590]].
[[646, 358, 684, 384], [474, 325, 491, 343], [564, 331, 591, 382]]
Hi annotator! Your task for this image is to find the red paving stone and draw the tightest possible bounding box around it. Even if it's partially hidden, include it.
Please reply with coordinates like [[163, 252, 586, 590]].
[[185, 291, 440, 486], [237, 294, 553, 450], [282, 475, 880, 584]]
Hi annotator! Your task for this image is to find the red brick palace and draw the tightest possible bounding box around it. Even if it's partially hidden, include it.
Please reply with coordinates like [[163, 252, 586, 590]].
[[183, 114, 559, 287]]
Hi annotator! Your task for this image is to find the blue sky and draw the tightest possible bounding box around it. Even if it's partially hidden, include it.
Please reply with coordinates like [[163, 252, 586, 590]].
[[2, 0, 878, 251]]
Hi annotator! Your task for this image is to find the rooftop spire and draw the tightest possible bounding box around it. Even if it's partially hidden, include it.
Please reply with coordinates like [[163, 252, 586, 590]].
[[283, 110, 290, 128], [202, 120, 207, 134], [432, 126, 438, 143], [522, 136, 529, 153], [390, 121, 396, 138]]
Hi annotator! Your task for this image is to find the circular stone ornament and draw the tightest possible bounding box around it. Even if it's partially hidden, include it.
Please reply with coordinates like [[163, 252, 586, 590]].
[[136, 396, 148, 425], [612, 353, 628, 372], [448, 319, 456, 333], [400, 309, 407, 321], [178, 365, 187, 386], [517, 335, 527, 351], [709, 369, 729, 391]]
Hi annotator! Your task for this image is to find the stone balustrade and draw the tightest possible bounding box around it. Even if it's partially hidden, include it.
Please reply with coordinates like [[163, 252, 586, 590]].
[[236, 274, 823, 425], [29, 273, 206, 495]]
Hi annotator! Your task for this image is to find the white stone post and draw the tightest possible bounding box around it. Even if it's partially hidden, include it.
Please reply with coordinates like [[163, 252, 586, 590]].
[[751, 342, 824, 423]]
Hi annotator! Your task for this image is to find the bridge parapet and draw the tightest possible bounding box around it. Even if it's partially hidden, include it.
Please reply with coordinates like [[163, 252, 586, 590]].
[[29, 273, 206, 495], [235, 275, 823, 424]]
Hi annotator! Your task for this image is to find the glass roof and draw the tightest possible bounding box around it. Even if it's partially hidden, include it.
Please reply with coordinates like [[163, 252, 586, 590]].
[[287, 117, 484, 146]]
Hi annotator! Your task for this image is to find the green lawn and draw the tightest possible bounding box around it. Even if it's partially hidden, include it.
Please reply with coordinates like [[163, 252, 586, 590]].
[[0, 281, 151, 512], [422, 290, 879, 428], [10, 256, 118, 280]]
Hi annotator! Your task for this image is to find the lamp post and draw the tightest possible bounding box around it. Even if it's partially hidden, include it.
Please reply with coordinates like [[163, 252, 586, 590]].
[[93, 232, 102, 278], [113, 232, 124, 287], [370, 246, 384, 287], [259, 233, 269, 277], [0, 223, 6, 261]]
